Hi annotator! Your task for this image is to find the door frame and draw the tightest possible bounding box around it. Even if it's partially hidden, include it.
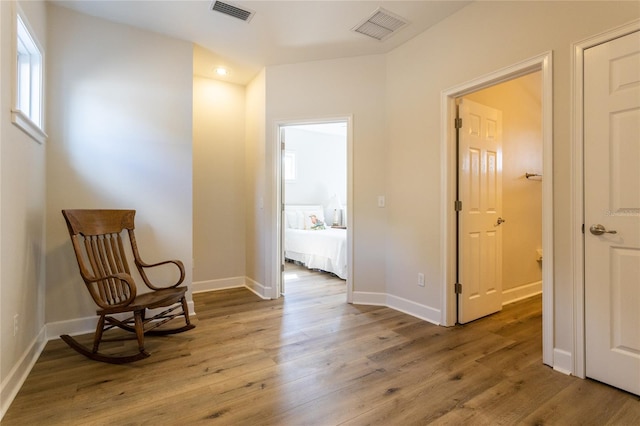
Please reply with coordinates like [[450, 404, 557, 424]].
[[571, 19, 640, 380], [441, 52, 554, 366], [272, 116, 354, 302]]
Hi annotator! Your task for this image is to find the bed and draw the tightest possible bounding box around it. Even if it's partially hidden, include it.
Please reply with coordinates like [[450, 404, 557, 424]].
[[284, 205, 347, 279]]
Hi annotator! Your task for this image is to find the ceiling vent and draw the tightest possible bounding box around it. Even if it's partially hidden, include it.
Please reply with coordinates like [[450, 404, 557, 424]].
[[210, 1, 255, 23], [352, 7, 409, 41]]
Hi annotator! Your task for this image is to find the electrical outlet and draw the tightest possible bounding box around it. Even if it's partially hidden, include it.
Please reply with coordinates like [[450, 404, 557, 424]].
[[418, 273, 425, 287], [14, 314, 19, 336]]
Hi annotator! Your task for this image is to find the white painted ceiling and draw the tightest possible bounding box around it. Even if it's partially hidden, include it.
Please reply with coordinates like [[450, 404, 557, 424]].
[[52, 1, 472, 85]]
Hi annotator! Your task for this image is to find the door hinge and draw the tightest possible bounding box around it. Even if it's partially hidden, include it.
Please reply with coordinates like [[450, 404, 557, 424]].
[[455, 283, 462, 294], [281, 141, 285, 150], [455, 117, 462, 129], [281, 264, 285, 272], [454, 200, 462, 211], [582, 223, 585, 234]]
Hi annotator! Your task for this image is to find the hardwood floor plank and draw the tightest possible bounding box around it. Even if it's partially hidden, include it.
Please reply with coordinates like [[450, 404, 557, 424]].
[[520, 378, 638, 425], [3, 268, 639, 425], [428, 362, 576, 425]]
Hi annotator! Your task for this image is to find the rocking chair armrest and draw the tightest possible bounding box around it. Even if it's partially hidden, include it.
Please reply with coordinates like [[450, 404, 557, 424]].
[[86, 272, 137, 309], [135, 259, 185, 290]]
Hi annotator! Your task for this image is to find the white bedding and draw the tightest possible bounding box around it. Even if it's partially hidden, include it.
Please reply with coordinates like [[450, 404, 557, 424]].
[[284, 204, 347, 279], [285, 228, 347, 279]]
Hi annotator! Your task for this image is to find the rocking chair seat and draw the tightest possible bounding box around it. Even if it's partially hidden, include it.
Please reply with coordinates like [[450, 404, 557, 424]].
[[61, 209, 195, 364], [98, 286, 187, 315]]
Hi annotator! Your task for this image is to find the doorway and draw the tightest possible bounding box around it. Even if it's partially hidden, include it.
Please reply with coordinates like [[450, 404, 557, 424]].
[[442, 51, 554, 366], [276, 119, 352, 300], [456, 72, 543, 324]]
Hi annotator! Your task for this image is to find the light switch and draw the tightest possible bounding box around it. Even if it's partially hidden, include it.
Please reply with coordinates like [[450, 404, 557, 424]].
[[378, 196, 385, 208]]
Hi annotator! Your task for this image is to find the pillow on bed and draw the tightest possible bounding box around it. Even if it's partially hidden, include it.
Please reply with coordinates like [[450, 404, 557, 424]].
[[304, 210, 326, 230], [285, 210, 305, 229], [284, 210, 295, 229]]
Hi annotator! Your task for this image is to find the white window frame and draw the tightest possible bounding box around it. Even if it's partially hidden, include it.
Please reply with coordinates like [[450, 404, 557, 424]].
[[12, 6, 47, 144]]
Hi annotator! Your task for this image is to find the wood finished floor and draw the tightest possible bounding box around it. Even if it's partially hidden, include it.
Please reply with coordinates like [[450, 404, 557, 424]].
[[4, 265, 639, 425]]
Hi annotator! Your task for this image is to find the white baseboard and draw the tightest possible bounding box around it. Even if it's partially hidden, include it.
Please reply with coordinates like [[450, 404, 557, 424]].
[[502, 280, 543, 305], [244, 277, 271, 299], [45, 300, 197, 339], [192, 276, 245, 293], [553, 348, 573, 375], [352, 291, 441, 325], [0, 326, 47, 421], [46, 315, 97, 339], [351, 291, 387, 306], [192, 276, 271, 300], [387, 294, 441, 325]]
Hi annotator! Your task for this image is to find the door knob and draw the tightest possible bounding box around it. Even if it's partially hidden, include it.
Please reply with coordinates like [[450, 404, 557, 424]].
[[589, 224, 617, 235], [494, 217, 506, 227]]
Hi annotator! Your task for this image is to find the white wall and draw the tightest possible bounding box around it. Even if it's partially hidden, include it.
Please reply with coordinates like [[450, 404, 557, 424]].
[[45, 5, 193, 325], [384, 1, 639, 366], [0, 0, 47, 417], [284, 126, 347, 209], [193, 76, 246, 287], [264, 55, 388, 295]]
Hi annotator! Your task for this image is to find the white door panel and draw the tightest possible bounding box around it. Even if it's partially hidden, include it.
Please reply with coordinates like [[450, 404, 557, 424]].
[[584, 30, 640, 396], [458, 99, 503, 323]]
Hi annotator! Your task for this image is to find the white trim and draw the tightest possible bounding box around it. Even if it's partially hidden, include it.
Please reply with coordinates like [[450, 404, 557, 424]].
[[46, 315, 97, 339], [553, 349, 574, 376], [191, 276, 272, 299], [11, 4, 46, 143], [192, 276, 245, 293], [540, 52, 554, 369], [273, 116, 354, 303], [352, 291, 441, 325], [0, 326, 47, 421], [11, 109, 47, 144], [571, 19, 640, 380], [441, 52, 554, 367], [244, 276, 271, 299], [387, 294, 441, 325], [351, 291, 387, 306], [45, 300, 198, 339], [502, 281, 542, 306]]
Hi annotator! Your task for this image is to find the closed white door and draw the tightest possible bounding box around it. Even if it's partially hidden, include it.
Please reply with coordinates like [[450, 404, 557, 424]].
[[458, 99, 503, 324], [584, 30, 640, 396]]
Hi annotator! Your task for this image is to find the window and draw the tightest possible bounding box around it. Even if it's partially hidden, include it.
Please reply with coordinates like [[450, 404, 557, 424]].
[[283, 151, 297, 181], [12, 10, 46, 143]]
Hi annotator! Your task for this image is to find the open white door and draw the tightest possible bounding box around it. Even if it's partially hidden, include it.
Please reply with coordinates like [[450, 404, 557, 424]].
[[457, 99, 504, 324], [584, 30, 640, 396]]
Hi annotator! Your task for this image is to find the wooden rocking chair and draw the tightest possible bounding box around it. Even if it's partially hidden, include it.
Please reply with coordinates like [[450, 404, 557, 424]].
[[61, 209, 195, 364]]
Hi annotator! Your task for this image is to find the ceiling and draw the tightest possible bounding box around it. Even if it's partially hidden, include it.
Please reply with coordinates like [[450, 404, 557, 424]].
[[52, 1, 472, 85]]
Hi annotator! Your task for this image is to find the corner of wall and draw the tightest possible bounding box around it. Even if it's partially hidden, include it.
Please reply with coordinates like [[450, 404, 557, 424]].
[[352, 291, 441, 326]]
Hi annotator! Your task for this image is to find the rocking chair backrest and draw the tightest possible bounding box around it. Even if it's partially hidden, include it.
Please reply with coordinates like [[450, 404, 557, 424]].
[[62, 209, 138, 308]]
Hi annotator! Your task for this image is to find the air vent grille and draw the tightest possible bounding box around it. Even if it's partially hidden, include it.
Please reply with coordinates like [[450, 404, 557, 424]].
[[352, 8, 408, 41], [210, 1, 255, 23]]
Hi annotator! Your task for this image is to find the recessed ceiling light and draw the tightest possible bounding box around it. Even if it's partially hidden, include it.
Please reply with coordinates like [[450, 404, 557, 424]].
[[214, 67, 229, 76]]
